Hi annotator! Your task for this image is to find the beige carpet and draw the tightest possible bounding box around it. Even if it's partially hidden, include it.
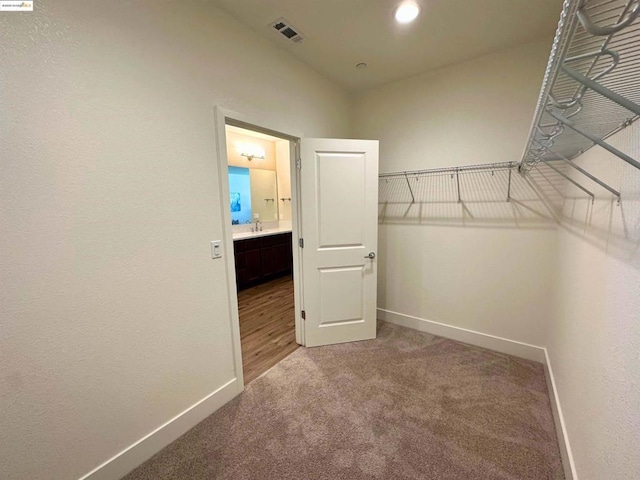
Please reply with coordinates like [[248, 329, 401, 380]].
[[124, 322, 564, 479]]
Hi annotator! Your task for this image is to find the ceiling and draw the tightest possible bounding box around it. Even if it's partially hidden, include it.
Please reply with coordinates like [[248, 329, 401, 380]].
[[211, 0, 563, 92]]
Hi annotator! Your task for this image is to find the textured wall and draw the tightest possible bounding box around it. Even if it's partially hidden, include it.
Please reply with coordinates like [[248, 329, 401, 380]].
[[548, 121, 640, 480], [354, 41, 553, 173], [0, 1, 350, 479], [354, 40, 559, 346]]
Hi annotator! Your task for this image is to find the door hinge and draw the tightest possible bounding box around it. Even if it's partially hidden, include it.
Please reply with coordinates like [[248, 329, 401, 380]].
[[296, 158, 301, 170], [301, 310, 306, 320], [299, 238, 304, 248]]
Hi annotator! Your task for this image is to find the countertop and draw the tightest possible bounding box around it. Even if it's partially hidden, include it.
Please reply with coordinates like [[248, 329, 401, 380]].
[[232, 227, 292, 241]]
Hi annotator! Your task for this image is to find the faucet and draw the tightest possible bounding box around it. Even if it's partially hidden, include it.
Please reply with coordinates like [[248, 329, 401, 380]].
[[253, 220, 262, 232]]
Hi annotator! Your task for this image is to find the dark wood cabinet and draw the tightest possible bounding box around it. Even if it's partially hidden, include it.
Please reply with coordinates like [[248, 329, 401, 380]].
[[234, 232, 292, 290]]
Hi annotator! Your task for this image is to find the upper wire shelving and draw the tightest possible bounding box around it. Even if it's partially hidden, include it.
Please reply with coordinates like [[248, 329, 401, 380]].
[[518, 0, 640, 199], [378, 0, 639, 206]]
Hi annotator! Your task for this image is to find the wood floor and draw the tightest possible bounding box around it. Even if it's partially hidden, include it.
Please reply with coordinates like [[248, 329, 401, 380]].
[[237, 275, 298, 384]]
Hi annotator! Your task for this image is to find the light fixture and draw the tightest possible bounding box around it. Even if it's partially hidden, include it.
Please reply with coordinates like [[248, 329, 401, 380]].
[[237, 143, 265, 161], [395, 1, 420, 24]]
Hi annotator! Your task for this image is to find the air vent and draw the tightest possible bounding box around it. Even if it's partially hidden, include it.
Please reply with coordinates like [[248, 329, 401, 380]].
[[271, 18, 304, 44]]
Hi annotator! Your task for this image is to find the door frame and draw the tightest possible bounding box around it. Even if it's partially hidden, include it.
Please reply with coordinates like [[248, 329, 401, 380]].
[[213, 106, 305, 391]]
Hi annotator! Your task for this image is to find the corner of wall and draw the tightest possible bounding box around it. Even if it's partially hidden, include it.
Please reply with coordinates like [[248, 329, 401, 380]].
[[542, 349, 578, 480]]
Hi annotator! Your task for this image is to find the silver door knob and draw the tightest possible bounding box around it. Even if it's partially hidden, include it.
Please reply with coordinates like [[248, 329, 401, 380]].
[[364, 252, 376, 259]]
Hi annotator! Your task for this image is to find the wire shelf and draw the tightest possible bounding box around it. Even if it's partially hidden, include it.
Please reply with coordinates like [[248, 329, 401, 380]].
[[519, 0, 640, 175], [379, 162, 519, 204], [379, 0, 638, 210]]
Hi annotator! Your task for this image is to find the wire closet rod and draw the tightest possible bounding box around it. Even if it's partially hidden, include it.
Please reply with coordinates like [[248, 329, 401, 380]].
[[379, 162, 518, 204], [378, 161, 518, 179]]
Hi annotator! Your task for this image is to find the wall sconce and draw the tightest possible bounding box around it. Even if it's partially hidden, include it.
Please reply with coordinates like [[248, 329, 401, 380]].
[[237, 143, 265, 161]]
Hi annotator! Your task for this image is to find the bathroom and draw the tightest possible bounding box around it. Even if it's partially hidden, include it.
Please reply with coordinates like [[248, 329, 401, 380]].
[[225, 125, 298, 384]]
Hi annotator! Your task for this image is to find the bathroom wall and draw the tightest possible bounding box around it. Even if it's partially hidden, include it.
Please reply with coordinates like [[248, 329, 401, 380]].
[[226, 130, 277, 171], [225, 128, 289, 227]]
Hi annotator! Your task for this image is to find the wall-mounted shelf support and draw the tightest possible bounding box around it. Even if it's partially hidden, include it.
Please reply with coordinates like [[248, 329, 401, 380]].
[[404, 172, 415, 203], [548, 111, 640, 170], [379, 162, 518, 205], [540, 160, 595, 202], [545, 151, 621, 199]]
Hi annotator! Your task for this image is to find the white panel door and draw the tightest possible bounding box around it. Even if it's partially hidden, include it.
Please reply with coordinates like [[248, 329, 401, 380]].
[[300, 138, 379, 347]]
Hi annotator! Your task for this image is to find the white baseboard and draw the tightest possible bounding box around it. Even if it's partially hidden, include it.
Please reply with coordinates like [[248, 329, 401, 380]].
[[378, 308, 576, 479], [79, 378, 241, 480], [543, 349, 578, 480], [78, 313, 578, 480], [378, 308, 546, 362]]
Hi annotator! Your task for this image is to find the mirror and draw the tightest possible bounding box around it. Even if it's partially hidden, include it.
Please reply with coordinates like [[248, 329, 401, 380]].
[[250, 169, 278, 222], [228, 166, 278, 224]]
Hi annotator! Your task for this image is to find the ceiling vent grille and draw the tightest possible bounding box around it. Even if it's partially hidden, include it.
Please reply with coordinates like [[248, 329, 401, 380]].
[[271, 18, 304, 44]]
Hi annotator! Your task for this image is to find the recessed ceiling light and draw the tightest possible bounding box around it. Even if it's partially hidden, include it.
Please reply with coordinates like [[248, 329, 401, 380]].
[[356, 62, 368, 70], [395, 1, 420, 24]]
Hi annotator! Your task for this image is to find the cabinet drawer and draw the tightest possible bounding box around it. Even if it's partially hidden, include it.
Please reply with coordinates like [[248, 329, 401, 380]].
[[260, 232, 290, 247], [234, 237, 261, 252]]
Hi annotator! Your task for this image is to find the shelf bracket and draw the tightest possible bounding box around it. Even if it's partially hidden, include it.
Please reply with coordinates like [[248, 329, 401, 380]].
[[507, 167, 512, 202], [541, 160, 595, 202], [547, 111, 640, 171], [404, 172, 415, 203], [544, 150, 621, 199]]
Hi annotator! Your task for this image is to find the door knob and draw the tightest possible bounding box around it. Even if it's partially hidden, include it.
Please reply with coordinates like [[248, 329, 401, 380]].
[[364, 252, 376, 259]]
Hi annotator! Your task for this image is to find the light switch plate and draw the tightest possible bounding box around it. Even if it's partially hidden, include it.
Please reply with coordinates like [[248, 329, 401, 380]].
[[211, 240, 222, 259]]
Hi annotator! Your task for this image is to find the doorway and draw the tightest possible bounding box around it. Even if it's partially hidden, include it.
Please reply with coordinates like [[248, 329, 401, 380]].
[[214, 107, 380, 391], [216, 114, 304, 386]]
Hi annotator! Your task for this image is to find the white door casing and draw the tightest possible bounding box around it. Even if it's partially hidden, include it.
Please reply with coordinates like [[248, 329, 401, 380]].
[[299, 138, 379, 347]]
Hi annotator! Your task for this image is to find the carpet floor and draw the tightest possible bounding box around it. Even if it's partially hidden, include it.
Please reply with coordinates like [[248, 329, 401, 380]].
[[124, 322, 564, 480]]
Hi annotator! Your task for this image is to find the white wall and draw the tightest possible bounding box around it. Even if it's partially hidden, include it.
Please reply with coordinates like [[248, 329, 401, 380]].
[[354, 40, 558, 346], [354, 40, 553, 172], [548, 121, 640, 480], [0, 1, 350, 479]]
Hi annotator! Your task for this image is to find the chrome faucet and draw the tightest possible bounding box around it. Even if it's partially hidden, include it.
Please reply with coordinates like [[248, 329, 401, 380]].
[[253, 220, 262, 232]]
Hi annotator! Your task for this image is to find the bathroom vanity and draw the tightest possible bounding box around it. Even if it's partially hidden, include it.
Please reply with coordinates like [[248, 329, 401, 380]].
[[233, 231, 292, 291]]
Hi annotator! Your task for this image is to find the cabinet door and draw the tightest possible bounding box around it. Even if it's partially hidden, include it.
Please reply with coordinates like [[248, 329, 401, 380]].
[[234, 249, 246, 289], [234, 248, 246, 270], [260, 245, 276, 277], [271, 243, 289, 275], [244, 248, 262, 283]]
